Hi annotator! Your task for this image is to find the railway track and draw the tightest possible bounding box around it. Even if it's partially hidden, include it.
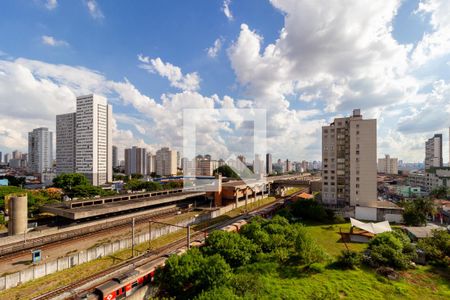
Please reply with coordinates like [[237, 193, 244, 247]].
[[0, 206, 185, 262], [32, 192, 303, 300]]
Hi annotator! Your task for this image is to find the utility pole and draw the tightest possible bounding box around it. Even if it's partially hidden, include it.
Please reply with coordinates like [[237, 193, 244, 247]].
[[131, 218, 135, 257], [187, 224, 191, 249], [148, 220, 152, 252]]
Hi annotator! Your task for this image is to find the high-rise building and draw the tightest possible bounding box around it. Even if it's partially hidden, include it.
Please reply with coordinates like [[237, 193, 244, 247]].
[[196, 157, 219, 176], [147, 153, 156, 174], [156, 147, 177, 176], [4, 153, 10, 164], [125, 146, 147, 175], [322, 109, 377, 207], [0, 151, 2, 164], [56, 94, 112, 186], [253, 154, 265, 175], [377, 154, 398, 174], [12, 150, 21, 160], [112, 145, 118, 169], [285, 159, 292, 172], [56, 113, 76, 175], [28, 127, 53, 174], [425, 134, 443, 170], [266, 153, 272, 175]]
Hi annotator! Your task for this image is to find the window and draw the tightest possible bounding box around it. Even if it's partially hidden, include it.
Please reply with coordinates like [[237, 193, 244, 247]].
[[356, 184, 360, 188], [356, 177, 360, 181], [356, 131, 360, 135]]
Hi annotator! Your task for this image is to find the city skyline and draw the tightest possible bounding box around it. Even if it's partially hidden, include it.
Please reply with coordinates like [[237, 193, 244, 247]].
[[0, 0, 450, 162]]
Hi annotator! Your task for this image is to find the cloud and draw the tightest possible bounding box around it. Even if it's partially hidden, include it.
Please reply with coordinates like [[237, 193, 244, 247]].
[[222, 0, 233, 21], [412, 0, 450, 66], [45, 0, 58, 10], [85, 0, 104, 20], [138, 55, 200, 91], [41, 35, 69, 47], [207, 38, 223, 58]]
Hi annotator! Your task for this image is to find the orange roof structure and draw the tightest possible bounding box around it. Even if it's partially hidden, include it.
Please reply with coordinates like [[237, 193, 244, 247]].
[[298, 192, 314, 199]]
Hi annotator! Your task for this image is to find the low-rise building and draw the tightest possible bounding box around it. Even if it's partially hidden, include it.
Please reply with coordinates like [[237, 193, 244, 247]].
[[408, 168, 450, 193]]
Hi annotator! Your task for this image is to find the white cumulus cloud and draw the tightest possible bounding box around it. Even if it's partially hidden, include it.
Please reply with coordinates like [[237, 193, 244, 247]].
[[222, 0, 233, 21], [207, 38, 223, 58], [138, 55, 200, 91], [41, 35, 69, 47], [85, 0, 104, 20], [45, 0, 58, 10]]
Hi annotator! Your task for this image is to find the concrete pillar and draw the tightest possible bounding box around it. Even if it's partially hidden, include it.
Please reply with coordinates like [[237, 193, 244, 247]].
[[235, 192, 239, 208], [8, 194, 28, 236], [245, 192, 248, 209]]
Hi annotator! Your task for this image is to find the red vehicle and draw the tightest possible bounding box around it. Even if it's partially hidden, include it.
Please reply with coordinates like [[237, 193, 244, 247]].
[[91, 257, 166, 300]]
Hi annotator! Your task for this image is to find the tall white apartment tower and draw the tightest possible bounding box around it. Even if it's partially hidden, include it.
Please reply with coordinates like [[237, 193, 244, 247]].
[[56, 95, 112, 186], [75, 95, 112, 185], [322, 109, 377, 207], [56, 113, 76, 174], [425, 134, 443, 170], [28, 127, 53, 174]]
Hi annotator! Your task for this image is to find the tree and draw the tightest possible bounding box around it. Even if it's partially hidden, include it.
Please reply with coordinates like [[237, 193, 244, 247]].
[[214, 165, 240, 179], [402, 198, 436, 226], [156, 248, 232, 297], [202, 230, 258, 268], [417, 229, 450, 266], [291, 199, 328, 222], [295, 231, 329, 265], [430, 186, 449, 199], [53, 173, 89, 190]]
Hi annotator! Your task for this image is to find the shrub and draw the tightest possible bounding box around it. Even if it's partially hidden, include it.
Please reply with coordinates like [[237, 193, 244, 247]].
[[295, 233, 329, 265], [367, 232, 414, 270], [309, 262, 326, 273], [336, 250, 361, 269]]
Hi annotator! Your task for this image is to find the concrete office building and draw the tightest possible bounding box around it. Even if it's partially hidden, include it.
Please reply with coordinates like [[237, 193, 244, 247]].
[[125, 146, 147, 175], [112, 145, 118, 169], [56, 113, 76, 175], [425, 134, 443, 169], [28, 127, 53, 174], [377, 154, 398, 175], [156, 147, 177, 176], [322, 109, 377, 207], [0, 151, 2, 164], [266, 153, 272, 175], [56, 95, 112, 186]]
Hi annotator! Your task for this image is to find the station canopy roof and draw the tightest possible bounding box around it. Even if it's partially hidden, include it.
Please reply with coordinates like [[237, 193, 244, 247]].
[[350, 218, 392, 234]]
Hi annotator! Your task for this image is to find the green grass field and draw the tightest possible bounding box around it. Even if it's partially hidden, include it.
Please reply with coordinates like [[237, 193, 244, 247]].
[[271, 222, 450, 300]]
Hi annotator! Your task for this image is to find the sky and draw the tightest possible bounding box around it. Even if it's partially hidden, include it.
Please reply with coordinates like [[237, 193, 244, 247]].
[[0, 0, 449, 163]]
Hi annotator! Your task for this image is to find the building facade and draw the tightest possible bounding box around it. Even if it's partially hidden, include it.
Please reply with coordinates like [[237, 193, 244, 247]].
[[425, 134, 443, 170], [124, 146, 147, 175], [408, 169, 450, 193], [266, 153, 272, 175], [322, 109, 377, 207], [28, 127, 53, 174], [56, 113, 76, 175], [112, 145, 118, 169], [377, 154, 398, 175], [156, 147, 177, 176], [56, 95, 112, 186]]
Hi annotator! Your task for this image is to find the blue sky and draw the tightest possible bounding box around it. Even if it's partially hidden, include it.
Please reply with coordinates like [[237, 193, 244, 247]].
[[0, 0, 450, 162]]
